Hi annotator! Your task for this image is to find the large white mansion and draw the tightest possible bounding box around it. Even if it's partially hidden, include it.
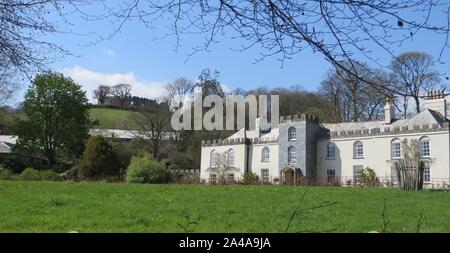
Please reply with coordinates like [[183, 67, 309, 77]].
[[200, 92, 450, 187]]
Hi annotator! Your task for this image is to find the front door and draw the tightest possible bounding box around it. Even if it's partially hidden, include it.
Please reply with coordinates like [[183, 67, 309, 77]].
[[283, 169, 295, 185]]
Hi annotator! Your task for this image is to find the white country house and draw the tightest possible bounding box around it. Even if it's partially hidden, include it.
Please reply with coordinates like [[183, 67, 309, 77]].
[[200, 91, 450, 187]]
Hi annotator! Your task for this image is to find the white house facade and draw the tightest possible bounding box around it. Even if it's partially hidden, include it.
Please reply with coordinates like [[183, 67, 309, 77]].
[[200, 92, 450, 187]]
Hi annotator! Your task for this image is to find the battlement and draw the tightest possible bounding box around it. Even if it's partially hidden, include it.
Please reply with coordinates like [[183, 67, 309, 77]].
[[201, 136, 278, 147], [279, 113, 319, 123], [327, 122, 449, 139]]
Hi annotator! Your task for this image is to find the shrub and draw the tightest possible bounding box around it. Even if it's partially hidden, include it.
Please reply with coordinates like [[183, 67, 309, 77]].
[[126, 155, 170, 184], [39, 170, 60, 181], [360, 167, 381, 187], [242, 172, 258, 185], [0, 169, 14, 180], [110, 141, 132, 178], [19, 168, 60, 181], [59, 167, 78, 180], [77, 136, 120, 179], [20, 168, 41, 180]]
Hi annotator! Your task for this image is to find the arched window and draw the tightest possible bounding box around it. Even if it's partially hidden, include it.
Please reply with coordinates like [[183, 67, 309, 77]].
[[227, 149, 235, 167], [288, 146, 297, 164], [288, 127, 296, 141], [262, 147, 270, 162], [420, 136, 430, 157], [326, 142, 336, 158], [353, 141, 364, 158], [391, 138, 401, 159], [210, 150, 218, 167]]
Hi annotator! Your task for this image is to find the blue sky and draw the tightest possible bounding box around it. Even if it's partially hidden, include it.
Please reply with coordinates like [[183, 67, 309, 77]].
[[20, 3, 450, 103]]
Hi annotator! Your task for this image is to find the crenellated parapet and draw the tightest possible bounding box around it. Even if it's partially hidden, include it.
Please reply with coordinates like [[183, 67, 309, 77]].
[[327, 122, 449, 139], [279, 113, 319, 123], [201, 138, 246, 147], [201, 136, 278, 147]]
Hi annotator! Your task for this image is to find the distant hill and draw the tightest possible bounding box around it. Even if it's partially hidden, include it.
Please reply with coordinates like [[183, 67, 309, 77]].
[[89, 108, 139, 130]]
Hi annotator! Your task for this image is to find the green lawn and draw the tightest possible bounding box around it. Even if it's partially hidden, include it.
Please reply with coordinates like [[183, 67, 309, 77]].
[[89, 108, 138, 130], [0, 181, 449, 232]]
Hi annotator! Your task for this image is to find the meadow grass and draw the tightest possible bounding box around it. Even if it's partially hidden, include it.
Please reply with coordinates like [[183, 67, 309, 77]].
[[89, 108, 138, 130], [0, 181, 448, 232]]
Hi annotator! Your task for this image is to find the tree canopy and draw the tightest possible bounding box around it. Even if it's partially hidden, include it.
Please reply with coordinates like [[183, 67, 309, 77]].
[[13, 73, 93, 168]]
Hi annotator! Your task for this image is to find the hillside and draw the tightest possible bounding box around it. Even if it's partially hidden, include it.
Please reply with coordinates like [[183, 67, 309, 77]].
[[89, 108, 138, 130]]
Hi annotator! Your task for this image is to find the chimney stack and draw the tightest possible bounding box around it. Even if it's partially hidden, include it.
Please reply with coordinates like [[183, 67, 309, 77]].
[[384, 97, 395, 124], [424, 89, 447, 117]]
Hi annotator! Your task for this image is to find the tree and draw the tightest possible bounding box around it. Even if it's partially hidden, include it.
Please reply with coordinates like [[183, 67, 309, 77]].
[[99, 1, 450, 97], [77, 136, 121, 179], [0, 63, 19, 106], [319, 63, 387, 122], [13, 73, 93, 168], [130, 102, 171, 159], [165, 77, 195, 110], [391, 52, 440, 116], [111, 83, 132, 109], [196, 69, 224, 98], [93, 85, 111, 105], [392, 139, 432, 191], [205, 151, 239, 184]]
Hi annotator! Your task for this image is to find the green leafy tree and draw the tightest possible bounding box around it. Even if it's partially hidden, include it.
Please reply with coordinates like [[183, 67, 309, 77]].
[[76, 136, 120, 179], [13, 73, 93, 168]]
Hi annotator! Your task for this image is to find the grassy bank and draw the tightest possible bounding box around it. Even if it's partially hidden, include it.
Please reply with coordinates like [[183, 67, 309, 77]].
[[89, 108, 138, 130]]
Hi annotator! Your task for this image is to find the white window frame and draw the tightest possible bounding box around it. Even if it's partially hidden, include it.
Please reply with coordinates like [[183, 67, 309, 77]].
[[353, 165, 364, 183], [391, 139, 401, 159], [420, 136, 430, 158], [288, 127, 296, 141], [261, 169, 270, 182], [326, 169, 336, 183], [210, 150, 218, 168], [227, 149, 235, 167], [326, 143, 336, 159], [288, 146, 297, 164], [353, 141, 364, 158], [423, 167, 431, 183], [262, 147, 270, 162], [209, 173, 217, 184]]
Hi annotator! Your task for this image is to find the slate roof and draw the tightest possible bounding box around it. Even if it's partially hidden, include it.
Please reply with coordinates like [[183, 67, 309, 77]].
[[322, 109, 449, 133], [225, 108, 450, 141]]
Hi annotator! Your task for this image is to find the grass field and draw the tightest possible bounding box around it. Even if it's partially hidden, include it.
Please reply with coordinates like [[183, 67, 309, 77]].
[[0, 181, 449, 232], [89, 108, 138, 130]]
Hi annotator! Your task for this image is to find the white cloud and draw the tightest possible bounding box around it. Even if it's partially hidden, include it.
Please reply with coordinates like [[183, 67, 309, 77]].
[[104, 49, 116, 56], [60, 65, 167, 103]]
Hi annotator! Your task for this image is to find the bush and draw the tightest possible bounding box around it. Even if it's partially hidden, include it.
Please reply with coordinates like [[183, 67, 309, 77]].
[[19, 168, 59, 181], [20, 168, 41, 180], [126, 155, 170, 184], [242, 172, 259, 185], [59, 167, 78, 180], [39, 170, 60, 181], [0, 169, 14, 180], [360, 167, 381, 187], [77, 136, 121, 179]]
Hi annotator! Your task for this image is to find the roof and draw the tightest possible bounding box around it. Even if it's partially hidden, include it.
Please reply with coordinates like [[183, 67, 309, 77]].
[[322, 109, 449, 133], [89, 129, 175, 140]]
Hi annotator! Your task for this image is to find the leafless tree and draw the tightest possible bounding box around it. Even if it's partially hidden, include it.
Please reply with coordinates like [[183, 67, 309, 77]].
[[93, 85, 111, 105], [319, 62, 387, 122], [111, 83, 132, 109], [0, 1, 94, 74], [98, 0, 450, 97], [0, 64, 19, 106], [164, 77, 195, 110], [391, 52, 440, 115], [129, 102, 171, 159]]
